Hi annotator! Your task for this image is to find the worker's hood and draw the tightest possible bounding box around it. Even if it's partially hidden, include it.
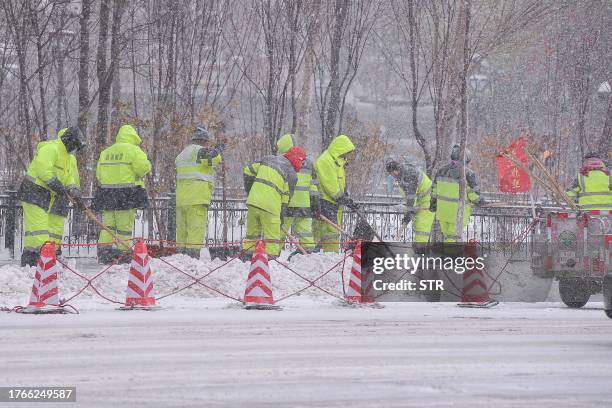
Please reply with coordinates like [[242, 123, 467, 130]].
[[327, 134, 355, 160], [116, 124, 142, 145], [276, 133, 296, 154], [35, 140, 53, 153], [57, 127, 68, 140], [580, 158, 609, 176]]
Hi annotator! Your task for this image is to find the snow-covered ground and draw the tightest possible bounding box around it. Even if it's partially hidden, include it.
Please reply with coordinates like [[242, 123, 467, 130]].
[[1, 254, 612, 407]]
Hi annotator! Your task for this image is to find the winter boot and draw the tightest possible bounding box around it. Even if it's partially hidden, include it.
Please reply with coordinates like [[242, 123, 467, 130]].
[[20, 249, 39, 267], [97, 246, 115, 264], [185, 248, 200, 260], [239, 251, 253, 262], [116, 249, 132, 264]]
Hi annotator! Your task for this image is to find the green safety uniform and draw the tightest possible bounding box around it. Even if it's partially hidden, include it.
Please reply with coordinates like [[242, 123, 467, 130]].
[[17, 130, 78, 260], [313, 135, 355, 252], [175, 143, 223, 253], [566, 169, 611, 211], [243, 155, 297, 256], [394, 162, 435, 243], [431, 161, 482, 242], [275, 134, 319, 250], [94, 125, 151, 253]]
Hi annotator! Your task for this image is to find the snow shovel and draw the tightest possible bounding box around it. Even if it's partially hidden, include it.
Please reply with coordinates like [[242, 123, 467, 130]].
[[351, 207, 385, 243], [68, 196, 131, 248], [282, 226, 308, 261], [316, 213, 375, 242]]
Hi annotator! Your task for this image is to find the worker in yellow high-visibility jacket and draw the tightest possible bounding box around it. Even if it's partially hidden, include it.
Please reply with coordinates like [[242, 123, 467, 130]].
[[384, 158, 434, 243], [431, 145, 484, 242], [566, 152, 611, 211], [275, 134, 319, 251], [313, 135, 357, 252], [17, 127, 84, 266], [175, 124, 225, 259]]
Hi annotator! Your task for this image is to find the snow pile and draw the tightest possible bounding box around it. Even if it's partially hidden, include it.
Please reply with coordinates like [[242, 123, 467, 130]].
[[0, 247, 557, 309], [0, 251, 351, 308]]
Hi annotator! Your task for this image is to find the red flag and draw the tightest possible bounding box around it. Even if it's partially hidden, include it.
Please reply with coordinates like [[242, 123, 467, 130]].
[[496, 136, 532, 192]]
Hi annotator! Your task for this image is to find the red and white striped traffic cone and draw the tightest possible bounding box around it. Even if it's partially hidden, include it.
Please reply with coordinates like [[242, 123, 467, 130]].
[[243, 241, 279, 310], [20, 242, 67, 314], [120, 241, 158, 310], [345, 241, 375, 305], [458, 240, 497, 308]]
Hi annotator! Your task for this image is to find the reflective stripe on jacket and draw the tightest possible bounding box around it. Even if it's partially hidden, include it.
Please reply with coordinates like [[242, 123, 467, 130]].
[[246, 155, 297, 216], [275, 133, 319, 211], [175, 144, 221, 206], [432, 161, 481, 224], [566, 170, 611, 210], [19, 129, 76, 211], [96, 124, 151, 189]]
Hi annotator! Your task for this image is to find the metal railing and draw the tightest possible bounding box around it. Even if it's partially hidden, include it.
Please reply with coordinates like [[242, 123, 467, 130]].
[[0, 190, 552, 259]]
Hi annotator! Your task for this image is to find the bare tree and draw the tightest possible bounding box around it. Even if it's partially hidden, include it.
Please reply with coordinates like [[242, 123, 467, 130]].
[[94, 0, 125, 166], [314, 0, 382, 146]]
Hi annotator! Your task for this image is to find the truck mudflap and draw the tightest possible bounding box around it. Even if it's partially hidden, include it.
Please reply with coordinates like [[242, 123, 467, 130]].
[[604, 274, 612, 319]]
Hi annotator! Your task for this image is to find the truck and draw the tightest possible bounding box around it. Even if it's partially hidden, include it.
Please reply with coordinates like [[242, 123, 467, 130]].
[[531, 210, 611, 308]]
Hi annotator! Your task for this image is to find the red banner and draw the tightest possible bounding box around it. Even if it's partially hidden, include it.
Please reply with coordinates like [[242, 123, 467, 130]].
[[496, 136, 532, 193]]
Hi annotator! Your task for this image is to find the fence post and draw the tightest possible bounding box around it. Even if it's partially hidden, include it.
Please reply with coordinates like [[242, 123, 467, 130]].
[[5, 186, 17, 259], [167, 193, 176, 242]]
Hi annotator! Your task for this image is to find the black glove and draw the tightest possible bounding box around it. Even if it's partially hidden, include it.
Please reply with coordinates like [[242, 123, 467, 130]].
[[216, 143, 227, 153], [67, 187, 81, 199], [46, 178, 66, 195], [401, 212, 413, 225], [474, 197, 486, 206], [337, 193, 358, 209], [429, 198, 437, 212], [67, 187, 86, 210]]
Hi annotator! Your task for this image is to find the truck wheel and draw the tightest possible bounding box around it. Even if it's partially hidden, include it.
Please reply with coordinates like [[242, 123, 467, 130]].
[[606, 310, 612, 320], [559, 279, 590, 308]]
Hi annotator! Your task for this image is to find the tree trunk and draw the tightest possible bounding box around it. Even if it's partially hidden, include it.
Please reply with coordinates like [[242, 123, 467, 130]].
[[94, 0, 111, 162], [406, 0, 432, 173], [455, 0, 471, 239], [54, 7, 67, 131], [601, 91, 612, 152], [322, 0, 349, 147], [110, 61, 122, 134], [78, 0, 91, 136], [33, 23, 48, 136], [95, 0, 125, 164]]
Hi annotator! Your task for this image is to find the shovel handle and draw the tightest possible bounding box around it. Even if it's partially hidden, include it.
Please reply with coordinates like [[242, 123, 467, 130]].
[[316, 214, 351, 236], [281, 226, 308, 255], [68, 195, 133, 248]]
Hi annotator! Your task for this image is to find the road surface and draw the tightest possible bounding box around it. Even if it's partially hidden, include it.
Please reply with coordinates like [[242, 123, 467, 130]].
[[2, 300, 611, 407]]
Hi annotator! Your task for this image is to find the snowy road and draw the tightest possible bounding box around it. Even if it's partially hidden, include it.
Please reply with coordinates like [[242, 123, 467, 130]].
[[2, 300, 612, 408]]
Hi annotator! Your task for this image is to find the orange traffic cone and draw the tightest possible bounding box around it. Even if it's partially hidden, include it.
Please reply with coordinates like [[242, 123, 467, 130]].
[[120, 241, 158, 310], [20, 242, 67, 314], [458, 240, 498, 308], [345, 241, 375, 305], [243, 241, 279, 310]]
